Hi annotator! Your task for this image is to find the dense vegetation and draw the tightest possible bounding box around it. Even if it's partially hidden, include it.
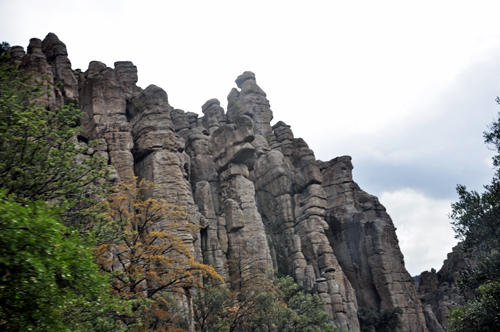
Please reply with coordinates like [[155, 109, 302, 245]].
[[0, 51, 339, 331], [447, 101, 500, 331], [0, 52, 115, 331], [358, 307, 402, 332], [191, 274, 340, 332], [0, 192, 108, 331]]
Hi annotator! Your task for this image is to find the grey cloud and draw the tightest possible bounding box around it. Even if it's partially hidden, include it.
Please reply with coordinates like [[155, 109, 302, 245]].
[[315, 51, 500, 201]]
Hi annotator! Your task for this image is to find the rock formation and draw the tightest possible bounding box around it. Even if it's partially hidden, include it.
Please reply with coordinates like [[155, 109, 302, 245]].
[[319, 156, 428, 331], [9, 33, 433, 331], [417, 245, 474, 331]]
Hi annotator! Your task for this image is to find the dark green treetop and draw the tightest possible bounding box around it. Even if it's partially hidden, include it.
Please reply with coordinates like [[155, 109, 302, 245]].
[[448, 103, 500, 331]]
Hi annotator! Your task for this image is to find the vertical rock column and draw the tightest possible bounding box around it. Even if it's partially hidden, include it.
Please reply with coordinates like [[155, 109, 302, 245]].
[[18, 38, 57, 111], [320, 156, 428, 332], [129, 85, 203, 258], [227, 71, 273, 137], [253, 142, 360, 331], [8, 45, 26, 64], [290, 139, 359, 331], [225, 71, 361, 331], [173, 101, 229, 278], [253, 150, 297, 277], [10, 33, 137, 183], [184, 122, 227, 277], [77, 60, 135, 182], [201, 98, 227, 135], [41, 33, 78, 107], [209, 115, 272, 282]]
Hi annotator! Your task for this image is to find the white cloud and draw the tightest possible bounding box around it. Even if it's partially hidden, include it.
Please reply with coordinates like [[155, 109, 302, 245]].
[[379, 188, 458, 276]]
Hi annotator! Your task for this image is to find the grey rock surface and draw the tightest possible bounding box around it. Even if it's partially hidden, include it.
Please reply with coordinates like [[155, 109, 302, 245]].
[[418, 245, 474, 331], [319, 156, 428, 332], [14, 33, 433, 331], [19, 37, 57, 111], [41, 33, 78, 104]]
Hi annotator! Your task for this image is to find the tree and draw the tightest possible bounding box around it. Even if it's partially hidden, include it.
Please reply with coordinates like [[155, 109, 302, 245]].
[[0, 58, 145, 331], [358, 307, 403, 332], [192, 273, 339, 332], [276, 276, 338, 332], [0, 61, 109, 225], [448, 105, 500, 331], [0, 191, 106, 331], [192, 283, 231, 332], [448, 281, 500, 332], [450, 181, 500, 294], [450, 108, 500, 290], [223, 255, 279, 332], [451, 181, 500, 260], [0, 42, 9, 55], [96, 178, 222, 330], [0, 59, 118, 331]]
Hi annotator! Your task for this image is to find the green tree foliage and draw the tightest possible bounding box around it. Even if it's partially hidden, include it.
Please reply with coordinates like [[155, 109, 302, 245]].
[[193, 284, 231, 332], [277, 276, 338, 332], [0, 61, 109, 225], [0, 191, 106, 331], [0, 42, 9, 55], [358, 307, 403, 332], [451, 182, 500, 255], [451, 181, 500, 294], [192, 275, 339, 332], [0, 61, 120, 331], [448, 105, 500, 331], [448, 281, 500, 332]]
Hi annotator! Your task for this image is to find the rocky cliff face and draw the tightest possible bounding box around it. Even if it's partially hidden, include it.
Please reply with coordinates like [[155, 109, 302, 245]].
[[417, 245, 474, 331], [319, 157, 427, 331], [10, 33, 432, 331]]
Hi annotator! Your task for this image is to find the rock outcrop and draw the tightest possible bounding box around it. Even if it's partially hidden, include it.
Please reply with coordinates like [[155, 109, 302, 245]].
[[417, 245, 474, 331], [319, 156, 427, 332], [9, 33, 432, 331]]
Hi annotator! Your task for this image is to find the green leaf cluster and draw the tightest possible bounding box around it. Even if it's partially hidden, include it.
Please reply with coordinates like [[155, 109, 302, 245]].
[[0, 191, 107, 331], [451, 181, 500, 261], [192, 275, 341, 332], [358, 306, 403, 332], [0, 60, 129, 331], [448, 104, 500, 331], [276, 276, 338, 332], [448, 281, 500, 332], [193, 284, 231, 331], [0, 61, 109, 226], [0, 42, 9, 55]]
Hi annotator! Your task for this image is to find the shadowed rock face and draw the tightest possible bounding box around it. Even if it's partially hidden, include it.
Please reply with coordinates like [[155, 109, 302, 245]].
[[14, 33, 431, 331], [319, 157, 428, 332], [418, 245, 474, 331]]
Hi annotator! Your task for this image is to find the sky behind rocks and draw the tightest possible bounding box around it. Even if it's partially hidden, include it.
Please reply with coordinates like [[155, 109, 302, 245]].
[[3, 0, 500, 275]]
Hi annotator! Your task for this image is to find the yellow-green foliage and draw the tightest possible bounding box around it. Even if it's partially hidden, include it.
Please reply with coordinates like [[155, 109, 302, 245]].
[[96, 178, 222, 331]]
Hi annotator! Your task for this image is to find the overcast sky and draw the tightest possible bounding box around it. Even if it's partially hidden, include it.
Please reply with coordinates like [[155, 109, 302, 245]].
[[3, 0, 500, 276]]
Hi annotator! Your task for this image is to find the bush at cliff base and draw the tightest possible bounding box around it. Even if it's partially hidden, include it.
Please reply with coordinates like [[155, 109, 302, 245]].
[[448, 281, 500, 332]]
